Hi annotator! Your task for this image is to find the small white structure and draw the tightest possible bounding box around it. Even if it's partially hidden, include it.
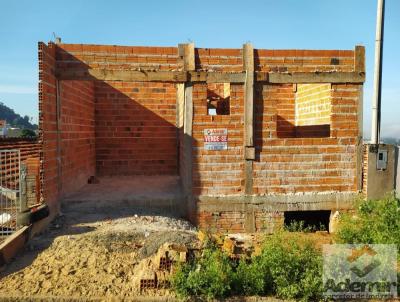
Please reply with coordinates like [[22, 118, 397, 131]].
[[0, 120, 8, 137]]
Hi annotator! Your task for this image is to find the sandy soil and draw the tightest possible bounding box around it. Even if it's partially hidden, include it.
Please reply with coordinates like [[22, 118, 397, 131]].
[[0, 203, 197, 301]]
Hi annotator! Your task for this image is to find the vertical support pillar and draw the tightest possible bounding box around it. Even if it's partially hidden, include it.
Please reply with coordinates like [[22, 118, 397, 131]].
[[243, 43, 255, 232], [355, 45, 365, 192], [243, 43, 254, 195], [178, 43, 195, 219]]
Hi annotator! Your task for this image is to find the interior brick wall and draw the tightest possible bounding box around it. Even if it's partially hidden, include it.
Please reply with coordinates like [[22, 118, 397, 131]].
[[95, 81, 178, 176], [59, 80, 95, 196], [39, 43, 96, 209], [296, 83, 331, 126]]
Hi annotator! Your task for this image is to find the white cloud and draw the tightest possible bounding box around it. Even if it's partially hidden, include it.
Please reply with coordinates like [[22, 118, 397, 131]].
[[0, 84, 37, 94]]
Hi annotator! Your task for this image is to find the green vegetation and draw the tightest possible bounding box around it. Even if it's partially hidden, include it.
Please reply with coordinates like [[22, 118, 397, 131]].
[[0, 102, 37, 130], [20, 128, 37, 138], [284, 220, 326, 233], [171, 197, 400, 301], [171, 241, 233, 299], [171, 233, 324, 301], [336, 195, 400, 255]]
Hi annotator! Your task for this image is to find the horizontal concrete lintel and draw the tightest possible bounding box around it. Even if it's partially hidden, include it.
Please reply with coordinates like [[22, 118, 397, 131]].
[[256, 71, 366, 83], [55, 69, 246, 83], [55, 68, 365, 84], [196, 192, 360, 212]]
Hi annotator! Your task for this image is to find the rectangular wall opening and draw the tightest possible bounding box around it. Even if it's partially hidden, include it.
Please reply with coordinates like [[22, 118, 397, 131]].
[[284, 210, 331, 232], [207, 83, 230, 115], [277, 83, 332, 138]]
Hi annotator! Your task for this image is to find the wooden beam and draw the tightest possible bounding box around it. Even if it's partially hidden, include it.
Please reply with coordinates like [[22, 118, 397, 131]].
[[256, 71, 365, 83], [354, 45, 365, 73], [243, 43, 254, 198]]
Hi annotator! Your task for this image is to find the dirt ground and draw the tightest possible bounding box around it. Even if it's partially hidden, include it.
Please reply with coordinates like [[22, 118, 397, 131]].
[[0, 202, 197, 301], [0, 194, 336, 302]]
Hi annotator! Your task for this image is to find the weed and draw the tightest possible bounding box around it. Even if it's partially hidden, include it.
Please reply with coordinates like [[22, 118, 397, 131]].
[[336, 196, 400, 255]]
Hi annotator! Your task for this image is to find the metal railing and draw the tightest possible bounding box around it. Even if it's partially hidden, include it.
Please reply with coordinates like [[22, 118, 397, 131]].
[[0, 149, 21, 244]]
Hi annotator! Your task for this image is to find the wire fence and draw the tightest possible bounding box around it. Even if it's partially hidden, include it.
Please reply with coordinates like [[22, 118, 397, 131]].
[[0, 149, 21, 244]]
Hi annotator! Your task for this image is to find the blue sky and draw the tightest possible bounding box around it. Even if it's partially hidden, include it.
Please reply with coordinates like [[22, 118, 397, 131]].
[[0, 0, 399, 138]]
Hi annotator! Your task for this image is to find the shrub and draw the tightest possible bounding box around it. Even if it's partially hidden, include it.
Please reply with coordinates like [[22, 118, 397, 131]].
[[336, 196, 400, 254], [171, 242, 233, 300], [171, 233, 325, 301], [258, 232, 324, 301], [232, 257, 265, 296]]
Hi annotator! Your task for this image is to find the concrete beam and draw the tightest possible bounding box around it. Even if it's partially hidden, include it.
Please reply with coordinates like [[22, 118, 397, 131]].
[[256, 71, 366, 83], [56, 68, 366, 84], [196, 192, 359, 212]]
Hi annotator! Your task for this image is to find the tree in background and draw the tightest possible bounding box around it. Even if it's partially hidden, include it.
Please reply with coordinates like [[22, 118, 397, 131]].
[[20, 128, 37, 138]]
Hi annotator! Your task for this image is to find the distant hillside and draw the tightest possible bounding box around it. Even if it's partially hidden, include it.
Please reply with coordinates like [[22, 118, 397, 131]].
[[382, 137, 400, 145], [0, 102, 37, 130]]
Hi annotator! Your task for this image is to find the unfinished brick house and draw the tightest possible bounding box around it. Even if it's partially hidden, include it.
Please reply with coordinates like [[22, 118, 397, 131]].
[[38, 41, 365, 233]]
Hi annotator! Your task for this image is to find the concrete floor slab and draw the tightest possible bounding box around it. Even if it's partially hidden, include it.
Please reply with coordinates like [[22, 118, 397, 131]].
[[62, 176, 184, 217]]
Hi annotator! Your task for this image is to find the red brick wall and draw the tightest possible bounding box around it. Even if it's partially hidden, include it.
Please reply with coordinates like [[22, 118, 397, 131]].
[[95, 81, 178, 176], [195, 48, 243, 72], [56, 44, 179, 71], [39, 42, 58, 209], [39, 43, 96, 208], [59, 80, 95, 196], [255, 49, 354, 72], [39, 43, 362, 233], [0, 138, 40, 161], [0, 138, 40, 190], [56, 44, 180, 176], [253, 83, 359, 194], [192, 83, 244, 196]]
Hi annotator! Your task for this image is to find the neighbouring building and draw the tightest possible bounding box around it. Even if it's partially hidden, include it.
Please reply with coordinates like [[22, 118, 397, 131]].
[[0, 120, 8, 137], [38, 41, 367, 232]]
